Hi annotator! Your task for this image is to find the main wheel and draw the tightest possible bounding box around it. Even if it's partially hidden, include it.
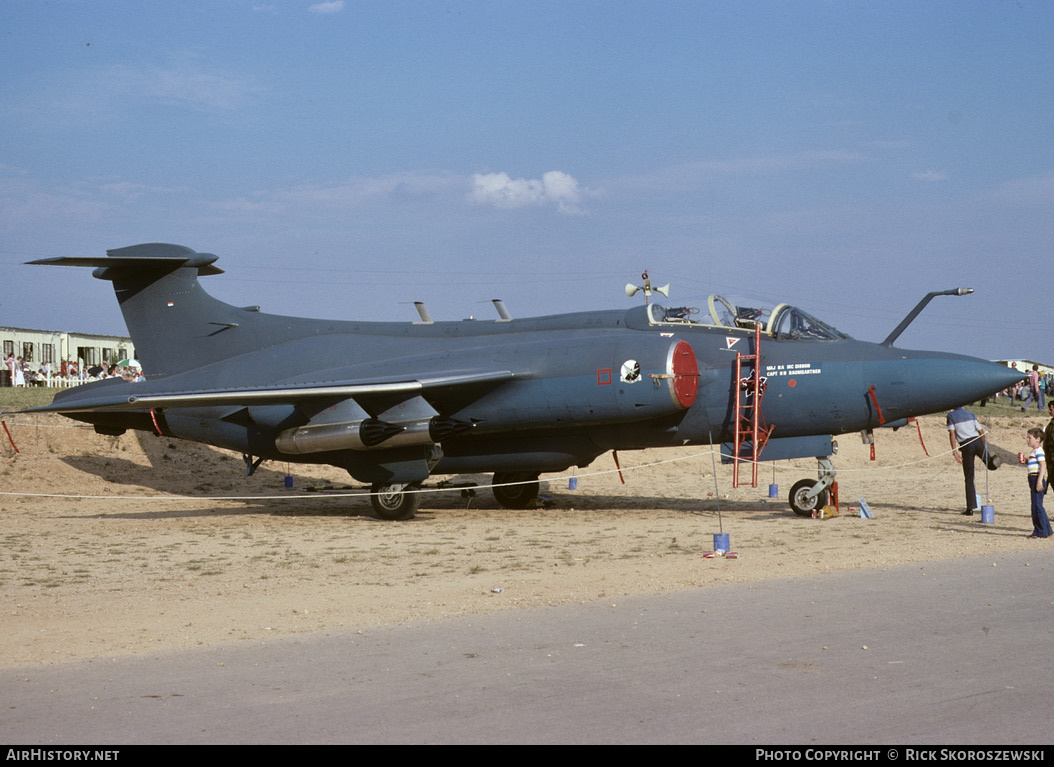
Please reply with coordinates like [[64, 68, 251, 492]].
[[370, 482, 420, 520], [789, 478, 828, 517], [492, 472, 540, 509]]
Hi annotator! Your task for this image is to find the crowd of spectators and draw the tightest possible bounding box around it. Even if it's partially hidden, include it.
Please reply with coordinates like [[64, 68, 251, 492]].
[[989, 362, 1052, 410], [4, 353, 143, 387]]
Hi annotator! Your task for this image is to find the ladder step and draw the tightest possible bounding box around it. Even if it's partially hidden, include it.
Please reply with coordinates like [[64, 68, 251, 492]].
[[732, 323, 769, 489]]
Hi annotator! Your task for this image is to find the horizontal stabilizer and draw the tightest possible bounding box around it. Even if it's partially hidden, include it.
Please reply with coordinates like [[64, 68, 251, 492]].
[[30, 245, 223, 277]]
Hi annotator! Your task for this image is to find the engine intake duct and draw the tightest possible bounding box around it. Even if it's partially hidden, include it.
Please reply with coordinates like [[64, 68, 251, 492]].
[[275, 416, 472, 455]]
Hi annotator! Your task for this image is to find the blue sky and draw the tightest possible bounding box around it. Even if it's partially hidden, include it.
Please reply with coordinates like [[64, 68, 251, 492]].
[[2, 0, 1051, 363]]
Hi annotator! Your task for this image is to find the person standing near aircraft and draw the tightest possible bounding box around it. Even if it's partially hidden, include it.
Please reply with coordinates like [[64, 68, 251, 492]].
[[947, 406, 1002, 516], [1043, 401, 1054, 485], [1024, 427, 1050, 538], [1021, 364, 1045, 412]]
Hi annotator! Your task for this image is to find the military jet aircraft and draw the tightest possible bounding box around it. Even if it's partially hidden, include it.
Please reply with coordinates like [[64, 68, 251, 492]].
[[26, 244, 1022, 520]]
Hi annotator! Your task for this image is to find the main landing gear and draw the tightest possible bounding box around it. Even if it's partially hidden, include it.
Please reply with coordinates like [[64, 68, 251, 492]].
[[368, 471, 542, 519], [370, 482, 421, 521], [492, 472, 541, 509], [788, 457, 837, 517]]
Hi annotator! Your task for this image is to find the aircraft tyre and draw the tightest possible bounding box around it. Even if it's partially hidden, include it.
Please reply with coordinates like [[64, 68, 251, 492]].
[[492, 472, 540, 509], [789, 478, 828, 517], [370, 482, 420, 521]]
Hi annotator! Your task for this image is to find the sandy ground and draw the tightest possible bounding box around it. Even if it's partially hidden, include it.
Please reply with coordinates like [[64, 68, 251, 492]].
[[1, 409, 1048, 668]]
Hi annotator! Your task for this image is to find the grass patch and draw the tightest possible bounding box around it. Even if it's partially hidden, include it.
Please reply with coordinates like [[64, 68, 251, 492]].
[[0, 387, 55, 410]]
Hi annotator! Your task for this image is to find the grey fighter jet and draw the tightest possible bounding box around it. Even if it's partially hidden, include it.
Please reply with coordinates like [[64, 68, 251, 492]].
[[26, 244, 1022, 519]]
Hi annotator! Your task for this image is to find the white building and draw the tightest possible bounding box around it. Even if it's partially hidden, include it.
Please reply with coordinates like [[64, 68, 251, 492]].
[[2, 326, 134, 386]]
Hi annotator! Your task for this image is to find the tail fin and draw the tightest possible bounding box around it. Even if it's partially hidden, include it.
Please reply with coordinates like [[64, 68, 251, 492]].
[[31, 244, 264, 379]]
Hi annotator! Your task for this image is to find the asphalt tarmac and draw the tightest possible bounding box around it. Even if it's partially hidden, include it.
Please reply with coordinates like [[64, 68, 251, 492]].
[[3, 550, 1052, 744]]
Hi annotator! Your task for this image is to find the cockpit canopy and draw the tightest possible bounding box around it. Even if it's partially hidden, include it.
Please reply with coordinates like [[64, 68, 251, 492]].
[[646, 295, 849, 341]]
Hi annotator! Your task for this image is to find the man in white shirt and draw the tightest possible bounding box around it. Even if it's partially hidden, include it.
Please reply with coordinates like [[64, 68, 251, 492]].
[[947, 406, 1002, 516]]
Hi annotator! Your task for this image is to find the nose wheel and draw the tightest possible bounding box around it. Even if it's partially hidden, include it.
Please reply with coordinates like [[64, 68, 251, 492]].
[[788, 457, 836, 517], [789, 479, 829, 517]]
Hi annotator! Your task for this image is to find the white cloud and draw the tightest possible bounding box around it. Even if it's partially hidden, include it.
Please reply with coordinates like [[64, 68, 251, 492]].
[[981, 173, 1054, 207], [19, 57, 257, 128], [695, 150, 868, 175], [98, 181, 186, 200], [309, 1, 345, 13], [132, 63, 251, 110], [470, 170, 582, 213], [912, 170, 947, 182], [601, 151, 870, 196], [213, 172, 462, 215]]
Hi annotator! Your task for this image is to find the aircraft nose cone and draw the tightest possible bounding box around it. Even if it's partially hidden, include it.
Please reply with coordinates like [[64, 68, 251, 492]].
[[973, 361, 1028, 396], [929, 357, 1025, 411], [866, 354, 1025, 420]]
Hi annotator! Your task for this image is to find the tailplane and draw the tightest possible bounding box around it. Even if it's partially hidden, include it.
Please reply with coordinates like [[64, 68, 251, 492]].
[[31, 244, 264, 379]]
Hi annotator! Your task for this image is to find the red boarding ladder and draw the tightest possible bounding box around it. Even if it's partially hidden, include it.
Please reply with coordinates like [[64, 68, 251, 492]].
[[732, 323, 774, 488]]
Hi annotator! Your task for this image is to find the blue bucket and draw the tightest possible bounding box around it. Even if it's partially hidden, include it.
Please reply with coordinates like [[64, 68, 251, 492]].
[[568, 476, 578, 490], [980, 505, 994, 524], [768, 483, 778, 498], [284, 475, 293, 489], [713, 532, 730, 553]]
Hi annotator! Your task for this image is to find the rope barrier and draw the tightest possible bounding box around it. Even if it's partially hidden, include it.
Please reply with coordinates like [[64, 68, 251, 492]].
[[0, 423, 983, 503]]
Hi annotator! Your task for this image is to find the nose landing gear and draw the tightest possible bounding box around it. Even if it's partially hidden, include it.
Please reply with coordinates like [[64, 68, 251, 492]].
[[788, 457, 837, 517]]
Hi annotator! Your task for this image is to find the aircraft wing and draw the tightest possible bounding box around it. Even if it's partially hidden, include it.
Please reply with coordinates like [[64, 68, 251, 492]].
[[24, 370, 516, 414]]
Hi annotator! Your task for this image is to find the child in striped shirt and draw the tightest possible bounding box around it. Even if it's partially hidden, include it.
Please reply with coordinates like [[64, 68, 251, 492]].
[[1026, 428, 1050, 539]]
